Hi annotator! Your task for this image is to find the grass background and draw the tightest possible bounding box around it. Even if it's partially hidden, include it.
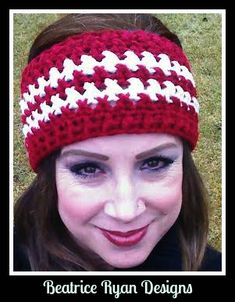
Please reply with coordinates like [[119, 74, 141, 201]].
[[13, 13, 222, 251]]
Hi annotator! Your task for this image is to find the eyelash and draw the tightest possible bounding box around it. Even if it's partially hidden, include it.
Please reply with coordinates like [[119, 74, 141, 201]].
[[70, 162, 104, 179], [140, 156, 174, 173], [69, 156, 174, 180]]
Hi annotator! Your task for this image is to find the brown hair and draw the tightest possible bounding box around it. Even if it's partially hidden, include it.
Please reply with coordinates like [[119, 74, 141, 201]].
[[14, 150, 111, 270], [15, 13, 208, 271], [28, 13, 182, 62]]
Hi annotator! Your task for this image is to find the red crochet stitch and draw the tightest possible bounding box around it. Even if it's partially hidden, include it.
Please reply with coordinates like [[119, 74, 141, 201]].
[[20, 29, 199, 172]]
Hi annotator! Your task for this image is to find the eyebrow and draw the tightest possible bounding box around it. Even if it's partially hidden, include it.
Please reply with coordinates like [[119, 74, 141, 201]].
[[135, 143, 178, 160], [60, 149, 110, 161], [60, 142, 178, 162]]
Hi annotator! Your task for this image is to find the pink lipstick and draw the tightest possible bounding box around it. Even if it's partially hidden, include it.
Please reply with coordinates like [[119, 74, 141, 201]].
[[99, 225, 148, 247]]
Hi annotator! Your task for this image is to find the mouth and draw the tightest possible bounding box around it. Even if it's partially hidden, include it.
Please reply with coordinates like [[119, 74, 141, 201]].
[[98, 225, 149, 247]]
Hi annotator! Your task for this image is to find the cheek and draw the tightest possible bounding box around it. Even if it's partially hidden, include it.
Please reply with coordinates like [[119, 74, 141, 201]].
[[158, 185, 182, 214], [144, 174, 183, 213], [56, 174, 105, 224]]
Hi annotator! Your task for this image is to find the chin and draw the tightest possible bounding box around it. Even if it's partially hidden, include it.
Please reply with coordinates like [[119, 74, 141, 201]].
[[104, 252, 149, 269]]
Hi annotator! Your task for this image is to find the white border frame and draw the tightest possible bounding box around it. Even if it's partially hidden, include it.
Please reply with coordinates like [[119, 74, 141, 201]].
[[9, 9, 226, 276]]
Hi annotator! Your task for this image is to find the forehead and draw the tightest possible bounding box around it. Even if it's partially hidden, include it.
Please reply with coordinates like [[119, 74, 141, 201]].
[[61, 133, 182, 155]]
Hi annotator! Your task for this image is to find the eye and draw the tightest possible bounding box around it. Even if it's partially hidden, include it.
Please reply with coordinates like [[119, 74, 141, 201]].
[[70, 162, 104, 179], [140, 156, 174, 172]]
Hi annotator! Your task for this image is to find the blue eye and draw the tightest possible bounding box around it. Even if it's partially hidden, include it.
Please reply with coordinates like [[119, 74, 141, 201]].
[[70, 162, 104, 179], [140, 156, 174, 172]]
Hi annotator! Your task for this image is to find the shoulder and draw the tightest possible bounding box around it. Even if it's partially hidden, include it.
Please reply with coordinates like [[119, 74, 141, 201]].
[[14, 230, 31, 271], [200, 245, 221, 271]]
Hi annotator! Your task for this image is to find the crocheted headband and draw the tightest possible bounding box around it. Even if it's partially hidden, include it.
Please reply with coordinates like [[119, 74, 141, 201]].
[[20, 29, 199, 172]]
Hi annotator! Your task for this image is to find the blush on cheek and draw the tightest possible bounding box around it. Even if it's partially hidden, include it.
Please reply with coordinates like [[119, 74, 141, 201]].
[[151, 185, 182, 215], [57, 185, 105, 223], [57, 194, 83, 221]]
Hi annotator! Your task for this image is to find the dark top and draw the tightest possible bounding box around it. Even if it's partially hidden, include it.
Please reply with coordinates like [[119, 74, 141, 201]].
[[120, 225, 221, 271], [14, 225, 221, 271]]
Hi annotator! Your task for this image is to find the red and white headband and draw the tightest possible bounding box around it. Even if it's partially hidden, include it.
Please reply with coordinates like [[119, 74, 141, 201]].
[[20, 29, 199, 172]]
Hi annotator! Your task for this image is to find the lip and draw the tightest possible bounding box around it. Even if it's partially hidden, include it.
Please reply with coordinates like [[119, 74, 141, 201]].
[[99, 225, 149, 247]]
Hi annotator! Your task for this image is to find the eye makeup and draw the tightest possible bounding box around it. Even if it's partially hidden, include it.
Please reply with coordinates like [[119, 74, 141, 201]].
[[70, 161, 106, 179], [140, 155, 174, 173], [58, 143, 182, 183], [65, 154, 177, 182]]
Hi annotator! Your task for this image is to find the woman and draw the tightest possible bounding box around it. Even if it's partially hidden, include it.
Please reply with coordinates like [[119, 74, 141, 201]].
[[14, 13, 221, 271]]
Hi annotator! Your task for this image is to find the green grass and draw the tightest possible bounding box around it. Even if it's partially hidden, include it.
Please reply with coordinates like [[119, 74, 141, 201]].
[[13, 13, 223, 251], [157, 14, 222, 251], [13, 14, 62, 200]]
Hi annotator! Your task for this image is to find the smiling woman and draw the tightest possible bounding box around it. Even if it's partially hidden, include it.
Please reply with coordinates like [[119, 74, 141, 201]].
[[56, 134, 183, 269], [14, 13, 221, 271]]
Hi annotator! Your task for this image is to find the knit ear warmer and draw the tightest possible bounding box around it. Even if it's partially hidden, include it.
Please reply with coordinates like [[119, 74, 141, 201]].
[[20, 29, 199, 172]]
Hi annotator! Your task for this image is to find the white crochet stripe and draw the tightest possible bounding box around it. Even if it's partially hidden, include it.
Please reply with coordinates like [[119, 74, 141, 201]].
[[21, 77, 199, 137], [21, 50, 195, 105]]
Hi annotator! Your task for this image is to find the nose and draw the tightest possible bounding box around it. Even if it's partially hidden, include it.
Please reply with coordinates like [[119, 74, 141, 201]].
[[104, 177, 146, 222]]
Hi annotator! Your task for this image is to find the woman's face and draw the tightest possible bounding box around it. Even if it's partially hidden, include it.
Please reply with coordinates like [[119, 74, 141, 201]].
[[56, 133, 183, 269]]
